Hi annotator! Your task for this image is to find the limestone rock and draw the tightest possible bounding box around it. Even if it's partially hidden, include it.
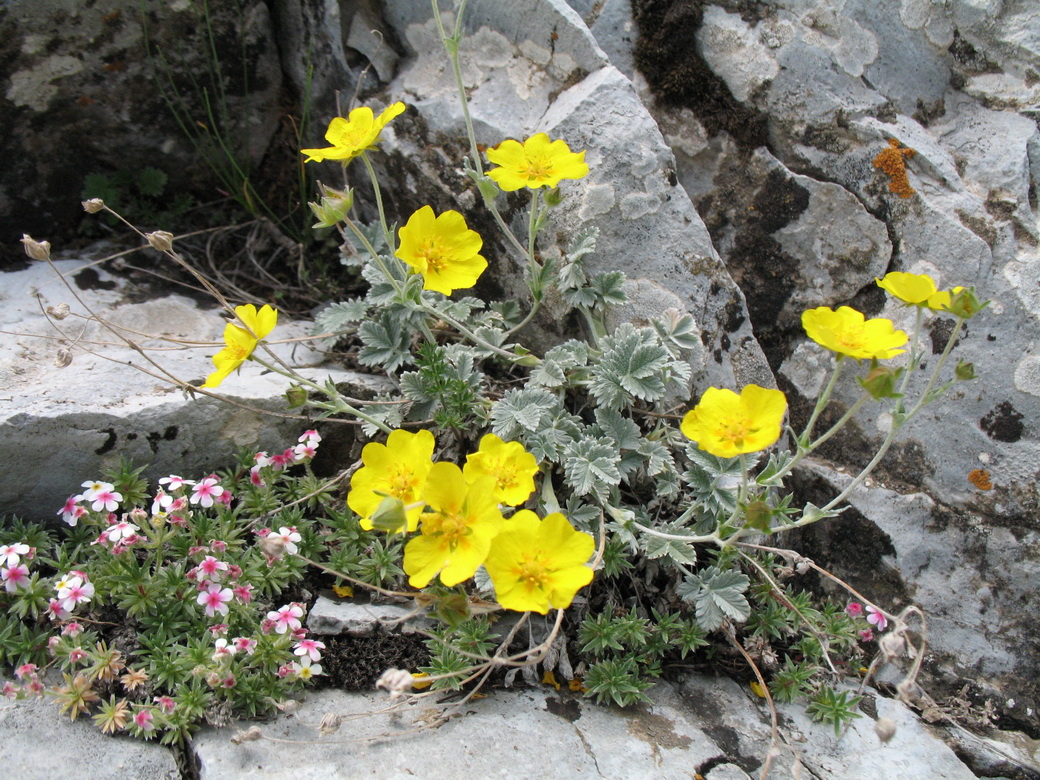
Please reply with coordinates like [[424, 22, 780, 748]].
[[0, 255, 387, 522], [1, 688, 178, 780]]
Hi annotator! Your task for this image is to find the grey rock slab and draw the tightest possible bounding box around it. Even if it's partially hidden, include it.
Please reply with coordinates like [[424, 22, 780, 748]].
[[1, 690, 178, 780], [679, 673, 976, 780], [195, 681, 720, 779], [788, 459, 1040, 720], [306, 596, 428, 636], [381, 0, 770, 389], [0, 256, 388, 522]]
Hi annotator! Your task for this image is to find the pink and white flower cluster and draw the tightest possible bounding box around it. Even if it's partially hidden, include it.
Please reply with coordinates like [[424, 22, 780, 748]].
[[249, 430, 322, 486], [46, 571, 95, 620], [56, 480, 124, 527], [1, 542, 34, 594], [846, 601, 889, 642]]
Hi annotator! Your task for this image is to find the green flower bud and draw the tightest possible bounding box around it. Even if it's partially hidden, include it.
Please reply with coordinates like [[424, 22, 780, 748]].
[[543, 186, 564, 207], [955, 360, 976, 381], [285, 385, 309, 408], [858, 363, 903, 400], [367, 496, 409, 533]]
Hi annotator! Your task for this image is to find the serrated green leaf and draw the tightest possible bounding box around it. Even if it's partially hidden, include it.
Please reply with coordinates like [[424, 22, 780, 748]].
[[594, 408, 643, 450], [641, 531, 697, 566], [677, 566, 751, 631], [357, 311, 413, 372], [591, 271, 627, 306], [565, 226, 598, 265], [563, 437, 621, 498]]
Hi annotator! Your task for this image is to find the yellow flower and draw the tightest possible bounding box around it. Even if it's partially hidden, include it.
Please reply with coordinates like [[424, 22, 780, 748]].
[[395, 206, 488, 295], [484, 510, 594, 614], [202, 304, 278, 389], [875, 272, 938, 305], [348, 429, 436, 533], [680, 385, 787, 459], [463, 434, 539, 506], [802, 306, 907, 360], [301, 102, 406, 163], [485, 132, 589, 191], [403, 463, 504, 588]]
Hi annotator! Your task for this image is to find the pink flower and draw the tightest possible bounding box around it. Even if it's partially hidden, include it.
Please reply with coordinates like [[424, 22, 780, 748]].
[[277, 663, 295, 679], [221, 674, 236, 689], [152, 489, 173, 515], [68, 647, 88, 664], [134, 708, 155, 732], [59, 578, 95, 611], [249, 466, 265, 487], [233, 583, 254, 604], [46, 598, 72, 621], [846, 602, 863, 617], [865, 605, 888, 631], [90, 488, 123, 513], [299, 430, 321, 445], [80, 480, 114, 500], [190, 477, 224, 508], [15, 663, 37, 680], [859, 628, 875, 642], [260, 618, 276, 635], [232, 637, 257, 655], [0, 542, 30, 567], [254, 451, 272, 468], [25, 677, 45, 697], [293, 638, 326, 662], [207, 623, 229, 636], [270, 526, 302, 556], [197, 584, 234, 618], [269, 450, 293, 470], [48, 636, 61, 653], [267, 604, 304, 634], [2, 564, 30, 593], [293, 442, 318, 461], [198, 556, 229, 581], [63, 622, 83, 637], [213, 638, 237, 660], [3, 681, 18, 698], [159, 475, 194, 491], [155, 696, 176, 714], [105, 520, 139, 543], [210, 540, 227, 554], [58, 495, 85, 525]]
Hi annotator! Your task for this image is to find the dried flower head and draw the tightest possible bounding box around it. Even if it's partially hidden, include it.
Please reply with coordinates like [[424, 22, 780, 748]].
[[146, 231, 174, 252], [375, 668, 416, 699], [82, 198, 105, 213], [21, 234, 51, 261], [47, 303, 71, 320]]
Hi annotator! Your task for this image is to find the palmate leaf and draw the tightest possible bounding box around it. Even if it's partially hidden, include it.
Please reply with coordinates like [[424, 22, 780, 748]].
[[489, 387, 558, 440], [530, 340, 590, 389], [640, 524, 697, 566], [563, 437, 621, 499], [593, 408, 642, 450], [312, 299, 369, 347], [677, 566, 751, 631], [589, 323, 687, 410], [357, 311, 413, 372]]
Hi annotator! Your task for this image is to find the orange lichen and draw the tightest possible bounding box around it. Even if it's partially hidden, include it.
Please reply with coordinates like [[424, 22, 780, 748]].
[[873, 138, 916, 198], [968, 469, 993, 491]]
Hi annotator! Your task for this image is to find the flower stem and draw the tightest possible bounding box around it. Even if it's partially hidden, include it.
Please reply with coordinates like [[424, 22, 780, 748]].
[[250, 356, 393, 433]]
